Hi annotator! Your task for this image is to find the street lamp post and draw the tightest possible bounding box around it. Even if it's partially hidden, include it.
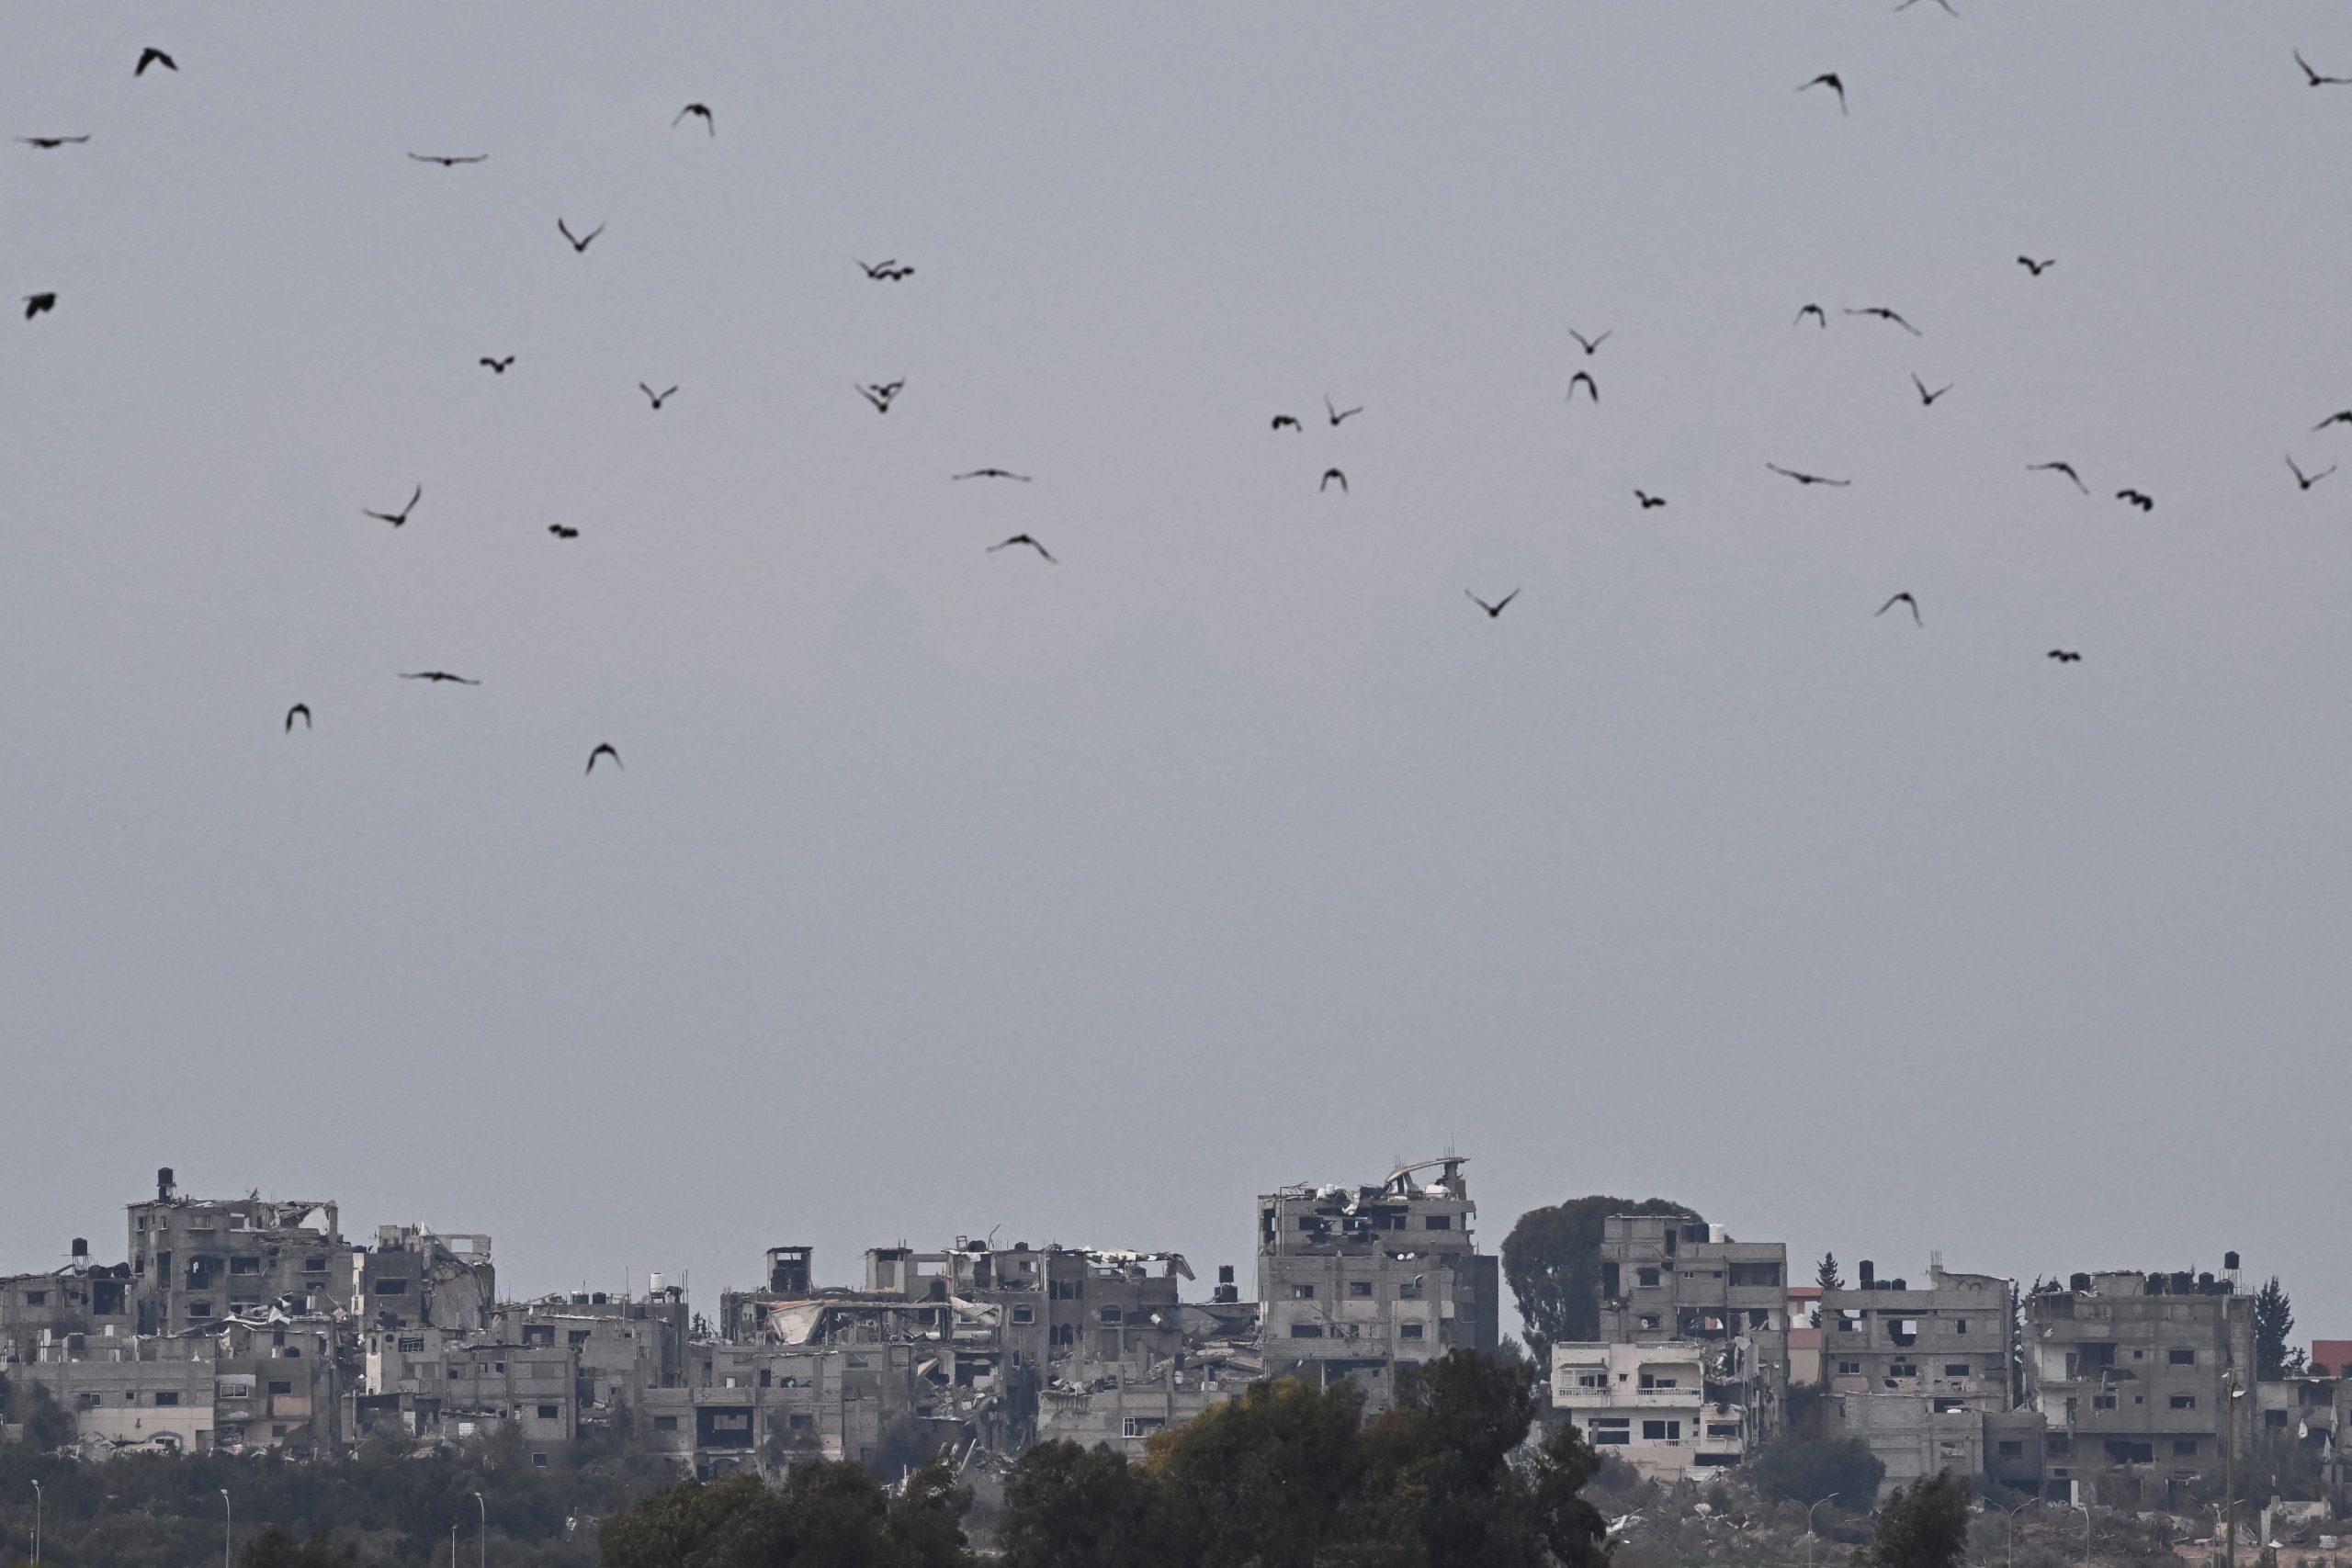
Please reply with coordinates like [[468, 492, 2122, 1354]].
[[471, 1489, 486, 1568], [2073, 1498, 2091, 1566], [1807, 1494, 1841, 1568], [220, 1487, 233, 1568], [29, 1478, 40, 1563], [2006, 1496, 2037, 1568]]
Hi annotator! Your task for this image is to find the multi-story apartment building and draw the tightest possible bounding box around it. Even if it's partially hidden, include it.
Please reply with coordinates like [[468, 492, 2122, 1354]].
[[0, 1239, 132, 1364], [126, 1169, 351, 1334], [1820, 1261, 2017, 1495], [2024, 1269, 2256, 1506], [1550, 1340, 1746, 1480], [1258, 1158, 1500, 1411], [1594, 1213, 1791, 1442]]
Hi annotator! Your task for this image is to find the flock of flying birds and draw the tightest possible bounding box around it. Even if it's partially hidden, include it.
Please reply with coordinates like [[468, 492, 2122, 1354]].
[[20, 32, 2352, 770]]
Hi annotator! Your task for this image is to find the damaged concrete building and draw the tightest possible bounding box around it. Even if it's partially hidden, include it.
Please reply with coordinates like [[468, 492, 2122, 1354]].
[[1592, 1213, 1790, 1445], [1819, 1260, 2028, 1497], [356, 1226, 495, 1335], [1258, 1158, 1501, 1412], [0, 1239, 132, 1365], [18, 1306, 343, 1458], [2024, 1269, 2256, 1506], [1549, 1340, 1747, 1481], [127, 1169, 350, 1333]]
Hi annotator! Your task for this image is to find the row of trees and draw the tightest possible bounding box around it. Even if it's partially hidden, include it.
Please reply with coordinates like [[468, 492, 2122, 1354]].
[[599, 1351, 1612, 1568]]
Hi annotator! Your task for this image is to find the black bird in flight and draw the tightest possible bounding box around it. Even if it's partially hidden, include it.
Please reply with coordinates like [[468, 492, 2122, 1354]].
[[2313, 411, 2352, 433], [1800, 73, 1848, 114], [673, 103, 715, 135], [1767, 463, 1850, 487], [1325, 395, 1363, 426], [1896, 0, 1958, 13], [855, 258, 914, 280], [639, 382, 677, 410], [1465, 589, 1520, 619], [855, 380, 904, 412], [480, 355, 514, 374], [23, 293, 55, 320], [401, 671, 480, 684], [2289, 453, 2337, 491], [587, 743, 623, 773], [18, 135, 91, 149], [285, 703, 311, 733], [364, 484, 421, 526], [1320, 468, 1348, 493], [134, 47, 176, 76], [1846, 306, 1922, 336], [1911, 374, 1953, 406], [954, 468, 1032, 481], [1569, 329, 1611, 355], [1566, 371, 1599, 403], [1794, 303, 1827, 327], [409, 152, 488, 166], [1271, 414, 1301, 431], [1634, 491, 1667, 510], [2017, 255, 2055, 276], [2296, 50, 2352, 86], [2047, 649, 2083, 663], [2029, 461, 2088, 493], [989, 534, 1057, 563], [548, 524, 579, 539], [2115, 489, 2154, 512], [1876, 592, 1922, 627], [558, 218, 605, 253]]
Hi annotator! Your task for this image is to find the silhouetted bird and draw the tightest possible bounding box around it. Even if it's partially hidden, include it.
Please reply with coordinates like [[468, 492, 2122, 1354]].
[[1794, 303, 1827, 327], [364, 485, 421, 526], [134, 48, 176, 76], [1911, 374, 1953, 405], [1320, 468, 1348, 493], [1896, 0, 1958, 14], [1846, 306, 1922, 336], [855, 258, 914, 280], [401, 671, 480, 684], [673, 103, 715, 135], [2029, 461, 2088, 493], [480, 356, 514, 374], [639, 383, 677, 410], [2116, 489, 2154, 511], [1800, 73, 1848, 114], [285, 704, 311, 733], [1465, 589, 1519, 619], [1567, 371, 1599, 403], [558, 219, 604, 253], [855, 381, 903, 412], [2047, 649, 2082, 663], [954, 468, 1032, 481], [408, 152, 487, 166], [1271, 414, 1300, 432], [989, 534, 1057, 563], [23, 293, 55, 320], [2289, 453, 2337, 491], [17, 135, 91, 149], [2297, 49, 2352, 85], [2017, 255, 2055, 276], [587, 743, 623, 773], [1767, 463, 1850, 487], [2316, 411, 2352, 432], [1325, 395, 1363, 426], [548, 524, 579, 539], [1634, 491, 1667, 510], [1569, 329, 1611, 355], [1876, 592, 1922, 627]]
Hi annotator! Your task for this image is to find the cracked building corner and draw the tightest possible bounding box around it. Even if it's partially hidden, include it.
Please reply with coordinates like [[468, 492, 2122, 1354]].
[[1256, 1156, 1501, 1413]]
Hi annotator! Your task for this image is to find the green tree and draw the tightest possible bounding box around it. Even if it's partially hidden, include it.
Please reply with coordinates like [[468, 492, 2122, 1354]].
[[1499, 1196, 1699, 1363], [1818, 1253, 1844, 1291], [1752, 1433, 1884, 1506], [2255, 1277, 2297, 1380], [242, 1522, 362, 1568], [597, 1461, 971, 1568], [999, 1442, 1169, 1568], [1148, 1376, 1367, 1568], [2008, 1280, 2027, 1405], [1869, 1472, 1971, 1568]]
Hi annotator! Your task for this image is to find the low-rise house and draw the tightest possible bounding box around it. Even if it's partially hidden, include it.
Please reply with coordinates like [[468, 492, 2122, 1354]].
[[1550, 1341, 1745, 1481]]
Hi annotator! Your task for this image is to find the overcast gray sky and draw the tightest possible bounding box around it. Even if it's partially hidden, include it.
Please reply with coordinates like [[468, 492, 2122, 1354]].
[[5, 4, 2349, 1331]]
